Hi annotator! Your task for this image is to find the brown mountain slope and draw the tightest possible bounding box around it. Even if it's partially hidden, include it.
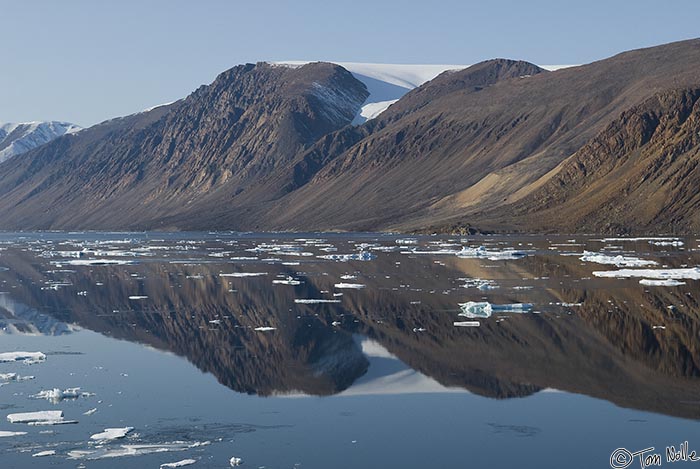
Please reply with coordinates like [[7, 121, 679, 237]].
[[0, 62, 368, 229], [487, 87, 700, 233], [256, 39, 700, 232]]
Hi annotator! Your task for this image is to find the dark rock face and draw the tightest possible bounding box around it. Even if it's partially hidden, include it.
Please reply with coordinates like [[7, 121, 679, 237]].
[[1, 39, 700, 233], [500, 88, 700, 233], [0, 62, 368, 229]]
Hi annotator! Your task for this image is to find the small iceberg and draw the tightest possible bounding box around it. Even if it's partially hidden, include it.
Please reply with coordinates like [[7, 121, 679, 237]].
[[254, 326, 276, 332], [458, 302, 533, 319], [0, 351, 46, 364], [33, 387, 93, 403], [7, 410, 68, 425], [579, 251, 657, 267], [90, 427, 134, 441], [230, 456, 243, 466], [456, 246, 528, 261]]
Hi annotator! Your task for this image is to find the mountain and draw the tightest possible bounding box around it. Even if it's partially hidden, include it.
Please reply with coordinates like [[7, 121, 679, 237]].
[[0, 39, 699, 233], [0, 121, 81, 163], [262, 39, 700, 233], [0, 62, 368, 229]]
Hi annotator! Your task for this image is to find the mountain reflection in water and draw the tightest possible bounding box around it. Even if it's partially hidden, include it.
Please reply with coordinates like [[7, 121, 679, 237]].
[[0, 233, 699, 419]]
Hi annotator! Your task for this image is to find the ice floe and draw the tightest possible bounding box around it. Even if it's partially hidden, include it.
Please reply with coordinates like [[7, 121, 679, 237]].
[[318, 252, 375, 262], [592, 267, 700, 280], [453, 321, 480, 327], [67, 441, 209, 460], [161, 459, 197, 468], [32, 450, 56, 457], [0, 430, 27, 437], [579, 251, 657, 267], [90, 426, 134, 441], [458, 302, 533, 319], [272, 277, 302, 285], [33, 387, 93, 403], [639, 279, 686, 286], [254, 326, 276, 332], [294, 299, 341, 304], [334, 283, 365, 289], [230, 456, 243, 466], [7, 410, 68, 425], [219, 272, 267, 277], [455, 246, 528, 260], [0, 351, 46, 364], [0, 372, 34, 382]]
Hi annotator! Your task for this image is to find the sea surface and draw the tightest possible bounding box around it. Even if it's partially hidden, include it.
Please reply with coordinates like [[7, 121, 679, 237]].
[[1, 232, 699, 468]]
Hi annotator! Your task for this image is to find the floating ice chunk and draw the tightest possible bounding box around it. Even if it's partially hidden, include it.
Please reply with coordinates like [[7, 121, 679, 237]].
[[7, 410, 64, 424], [208, 319, 222, 325], [395, 238, 418, 245], [652, 325, 667, 330], [294, 299, 341, 304], [272, 277, 302, 285], [67, 441, 209, 460], [579, 251, 657, 267], [458, 302, 533, 319], [639, 279, 686, 286], [254, 327, 276, 332], [219, 272, 267, 277], [0, 430, 28, 437], [32, 450, 56, 457], [334, 283, 365, 289], [593, 267, 700, 280], [318, 252, 376, 262], [33, 387, 93, 403], [128, 296, 148, 300], [0, 373, 34, 382], [230, 456, 243, 466], [598, 237, 682, 243], [84, 408, 97, 416], [649, 240, 684, 247], [91, 427, 134, 441], [340, 274, 357, 280], [161, 459, 197, 468], [0, 351, 46, 364], [453, 321, 480, 327], [455, 246, 528, 260]]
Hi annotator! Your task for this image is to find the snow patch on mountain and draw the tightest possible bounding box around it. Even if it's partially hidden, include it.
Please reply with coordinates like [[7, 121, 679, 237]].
[[275, 61, 576, 124], [0, 121, 81, 163]]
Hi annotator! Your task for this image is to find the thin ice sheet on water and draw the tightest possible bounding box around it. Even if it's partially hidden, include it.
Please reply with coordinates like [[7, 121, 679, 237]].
[[0, 430, 28, 437], [294, 299, 341, 304], [68, 441, 209, 460], [639, 279, 686, 286], [161, 459, 197, 468], [334, 283, 365, 289], [592, 267, 700, 280]]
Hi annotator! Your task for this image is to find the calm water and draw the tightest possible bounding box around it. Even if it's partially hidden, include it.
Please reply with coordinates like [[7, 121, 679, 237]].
[[1, 232, 699, 468]]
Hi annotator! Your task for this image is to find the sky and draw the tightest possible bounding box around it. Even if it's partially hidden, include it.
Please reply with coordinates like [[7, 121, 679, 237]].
[[1, 0, 699, 127]]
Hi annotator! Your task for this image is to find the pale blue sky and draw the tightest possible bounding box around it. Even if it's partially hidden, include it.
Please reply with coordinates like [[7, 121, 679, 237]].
[[1, 0, 698, 126]]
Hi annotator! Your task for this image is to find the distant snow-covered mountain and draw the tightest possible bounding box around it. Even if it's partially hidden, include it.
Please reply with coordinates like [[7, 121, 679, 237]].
[[0, 121, 81, 163]]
